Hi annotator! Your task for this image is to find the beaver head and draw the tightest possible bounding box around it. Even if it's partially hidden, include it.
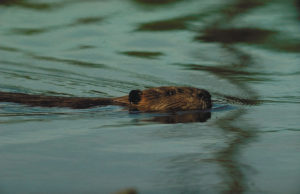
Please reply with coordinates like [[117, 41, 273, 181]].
[[128, 86, 212, 112]]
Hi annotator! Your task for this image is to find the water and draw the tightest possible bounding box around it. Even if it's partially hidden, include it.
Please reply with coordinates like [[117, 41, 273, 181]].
[[0, 0, 300, 193]]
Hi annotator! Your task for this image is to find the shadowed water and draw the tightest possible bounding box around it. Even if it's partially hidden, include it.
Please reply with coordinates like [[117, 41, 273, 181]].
[[0, 0, 299, 194]]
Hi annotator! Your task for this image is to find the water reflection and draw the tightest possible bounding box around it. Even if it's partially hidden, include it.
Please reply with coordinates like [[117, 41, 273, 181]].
[[132, 0, 182, 5], [162, 153, 223, 194], [0, 0, 99, 10], [0, 0, 62, 10], [182, 0, 267, 192], [197, 28, 276, 44], [217, 0, 269, 21], [297, 0, 300, 19], [146, 111, 211, 124], [73, 16, 104, 25], [195, 0, 300, 53], [197, 27, 300, 53], [157, 108, 257, 193], [137, 15, 198, 31], [10, 16, 104, 36], [121, 51, 164, 59], [213, 109, 256, 194], [32, 55, 107, 69]]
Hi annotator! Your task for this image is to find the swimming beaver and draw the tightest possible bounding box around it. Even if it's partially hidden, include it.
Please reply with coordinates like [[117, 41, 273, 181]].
[[0, 86, 212, 112]]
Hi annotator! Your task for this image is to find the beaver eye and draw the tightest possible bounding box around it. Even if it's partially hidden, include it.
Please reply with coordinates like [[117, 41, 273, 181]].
[[166, 90, 176, 96], [177, 88, 184, 93], [129, 90, 142, 104]]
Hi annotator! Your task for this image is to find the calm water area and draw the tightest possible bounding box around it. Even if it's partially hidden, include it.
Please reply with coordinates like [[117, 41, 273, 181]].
[[0, 0, 300, 193]]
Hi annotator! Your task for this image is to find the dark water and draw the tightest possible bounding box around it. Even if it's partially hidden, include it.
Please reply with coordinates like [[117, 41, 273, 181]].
[[0, 0, 300, 193]]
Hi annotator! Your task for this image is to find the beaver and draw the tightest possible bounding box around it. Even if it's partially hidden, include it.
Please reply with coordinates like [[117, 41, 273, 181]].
[[0, 86, 212, 112]]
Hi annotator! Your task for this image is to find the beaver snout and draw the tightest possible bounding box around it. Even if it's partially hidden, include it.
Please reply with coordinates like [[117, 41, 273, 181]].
[[205, 98, 212, 109], [197, 92, 211, 100], [197, 90, 212, 109]]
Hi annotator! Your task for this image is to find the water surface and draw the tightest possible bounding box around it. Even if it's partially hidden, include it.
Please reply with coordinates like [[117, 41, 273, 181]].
[[0, 0, 300, 193]]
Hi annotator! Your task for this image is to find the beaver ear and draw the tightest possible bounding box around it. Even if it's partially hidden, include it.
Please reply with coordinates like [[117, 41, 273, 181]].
[[129, 90, 142, 104]]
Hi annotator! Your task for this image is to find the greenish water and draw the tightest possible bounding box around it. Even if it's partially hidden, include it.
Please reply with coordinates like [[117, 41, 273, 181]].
[[0, 0, 299, 193]]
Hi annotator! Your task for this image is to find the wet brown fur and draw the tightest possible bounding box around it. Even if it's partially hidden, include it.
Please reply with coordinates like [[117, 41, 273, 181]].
[[0, 86, 212, 112]]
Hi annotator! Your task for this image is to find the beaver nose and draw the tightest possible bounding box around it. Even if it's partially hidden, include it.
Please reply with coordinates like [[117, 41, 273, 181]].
[[198, 91, 212, 109], [206, 99, 212, 108], [198, 91, 211, 100]]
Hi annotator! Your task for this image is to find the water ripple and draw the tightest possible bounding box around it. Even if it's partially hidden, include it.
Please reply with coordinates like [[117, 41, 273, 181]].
[[9, 16, 104, 36], [121, 51, 164, 59], [137, 15, 199, 31]]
